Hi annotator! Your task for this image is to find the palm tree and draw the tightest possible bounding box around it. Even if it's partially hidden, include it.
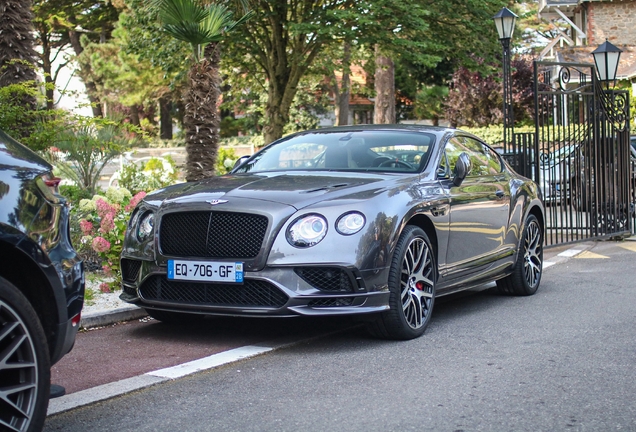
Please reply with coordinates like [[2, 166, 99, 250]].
[[152, 0, 252, 181]]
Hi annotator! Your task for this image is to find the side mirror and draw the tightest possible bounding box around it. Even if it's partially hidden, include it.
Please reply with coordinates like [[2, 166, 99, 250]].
[[453, 152, 471, 186], [232, 155, 250, 171]]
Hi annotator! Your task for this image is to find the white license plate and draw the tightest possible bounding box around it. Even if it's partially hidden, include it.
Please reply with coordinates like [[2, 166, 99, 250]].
[[167, 260, 244, 283]]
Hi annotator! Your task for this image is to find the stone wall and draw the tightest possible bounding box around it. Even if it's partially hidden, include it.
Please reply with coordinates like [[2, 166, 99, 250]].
[[587, 0, 636, 45]]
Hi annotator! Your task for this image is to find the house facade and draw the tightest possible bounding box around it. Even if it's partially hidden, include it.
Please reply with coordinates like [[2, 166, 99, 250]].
[[538, 0, 636, 83]]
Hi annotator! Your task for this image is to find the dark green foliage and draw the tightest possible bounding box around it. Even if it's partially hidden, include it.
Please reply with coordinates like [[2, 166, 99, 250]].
[[59, 185, 95, 204]]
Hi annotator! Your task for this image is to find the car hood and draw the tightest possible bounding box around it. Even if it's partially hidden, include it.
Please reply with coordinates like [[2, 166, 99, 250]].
[[146, 171, 407, 210]]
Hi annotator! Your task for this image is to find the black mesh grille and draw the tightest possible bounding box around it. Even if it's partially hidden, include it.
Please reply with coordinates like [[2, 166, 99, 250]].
[[295, 267, 354, 292], [123, 285, 137, 296], [121, 259, 142, 283], [139, 275, 288, 308], [307, 298, 354, 307], [159, 211, 268, 258]]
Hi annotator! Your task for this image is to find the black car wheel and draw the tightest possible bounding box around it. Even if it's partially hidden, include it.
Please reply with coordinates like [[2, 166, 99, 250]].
[[0, 277, 50, 432], [497, 214, 543, 296], [367, 226, 436, 340]]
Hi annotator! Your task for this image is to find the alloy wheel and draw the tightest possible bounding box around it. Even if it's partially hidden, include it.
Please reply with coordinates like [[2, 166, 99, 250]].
[[0, 299, 39, 432], [400, 237, 434, 329], [523, 220, 543, 288]]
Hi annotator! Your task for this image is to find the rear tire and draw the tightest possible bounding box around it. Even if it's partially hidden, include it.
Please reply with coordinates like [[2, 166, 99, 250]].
[[496, 214, 543, 296], [0, 276, 50, 432], [367, 226, 436, 340]]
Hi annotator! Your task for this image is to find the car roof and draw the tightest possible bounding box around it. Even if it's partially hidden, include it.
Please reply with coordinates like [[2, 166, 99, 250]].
[[292, 124, 454, 136]]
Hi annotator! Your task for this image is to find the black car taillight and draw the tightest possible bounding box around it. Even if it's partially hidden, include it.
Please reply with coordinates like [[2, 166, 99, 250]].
[[36, 173, 62, 204]]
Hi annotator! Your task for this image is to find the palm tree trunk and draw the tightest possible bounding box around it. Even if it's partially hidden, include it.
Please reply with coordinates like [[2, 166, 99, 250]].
[[184, 42, 221, 182]]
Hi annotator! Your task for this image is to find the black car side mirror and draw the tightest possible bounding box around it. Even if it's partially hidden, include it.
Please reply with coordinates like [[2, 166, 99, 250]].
[[453, 152, 471, 186], [233, 155, 250, 171]]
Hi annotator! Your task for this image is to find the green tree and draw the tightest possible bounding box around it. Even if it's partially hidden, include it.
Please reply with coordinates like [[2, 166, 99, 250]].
[[413, 85, 449, 126], [227, 0, 353, 144], [31, 0, 120, 117], [76, 21, 174, 134], [359, 0, 505, 124], [32, 0, 73, 110], [0, 0, 39, 133], [151, 0, 253, 181], [118, 0, 193, 139]]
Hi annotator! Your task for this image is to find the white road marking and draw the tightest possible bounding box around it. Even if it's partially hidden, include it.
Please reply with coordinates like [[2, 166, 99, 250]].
[[146, 345, 273, 379]]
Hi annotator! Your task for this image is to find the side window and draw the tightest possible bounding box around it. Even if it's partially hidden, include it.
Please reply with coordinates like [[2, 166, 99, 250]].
[[443, 137, 483, 177], [443, 137, 468, 176], [442, 136, 502, 177], [462, 137, 502, 175], [482, 143, 503, 174], [437, 150, 449, 178]]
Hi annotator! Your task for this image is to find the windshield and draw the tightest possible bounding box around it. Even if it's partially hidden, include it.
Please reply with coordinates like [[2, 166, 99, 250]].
[[234, 131, 435, 174]]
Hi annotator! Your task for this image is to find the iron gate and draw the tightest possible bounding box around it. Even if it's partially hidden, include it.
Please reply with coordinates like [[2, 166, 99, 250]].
[[511, 61, 633, 246]]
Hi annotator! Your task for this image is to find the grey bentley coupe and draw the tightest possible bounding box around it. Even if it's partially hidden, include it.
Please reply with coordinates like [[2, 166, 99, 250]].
[[120, 125, 544, 340]]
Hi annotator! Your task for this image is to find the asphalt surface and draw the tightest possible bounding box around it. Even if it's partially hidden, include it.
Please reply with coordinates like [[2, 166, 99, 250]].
[[45, 238, 636, 431]]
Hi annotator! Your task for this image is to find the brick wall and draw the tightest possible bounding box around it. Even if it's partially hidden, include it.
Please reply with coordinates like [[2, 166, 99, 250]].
[[587, 0, 636, 45]]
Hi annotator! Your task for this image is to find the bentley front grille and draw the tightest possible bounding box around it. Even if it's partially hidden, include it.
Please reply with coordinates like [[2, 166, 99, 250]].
[[159, 211, 268, 258], [294, 267, 355, 292], [139, 275, 288, 308]]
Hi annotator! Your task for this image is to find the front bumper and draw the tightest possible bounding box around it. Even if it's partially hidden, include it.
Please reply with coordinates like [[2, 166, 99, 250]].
[[120, 260, 390, 318]]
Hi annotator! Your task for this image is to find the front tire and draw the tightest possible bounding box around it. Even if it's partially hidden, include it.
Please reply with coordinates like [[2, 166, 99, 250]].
[[496, 214, 543, 296], [0, 276, 50, 432], [367, 226, 436, 340]]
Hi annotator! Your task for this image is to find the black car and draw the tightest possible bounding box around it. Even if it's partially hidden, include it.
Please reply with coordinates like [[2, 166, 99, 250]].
[[120, 125, 544, 340], [0, 129, 84, 431]]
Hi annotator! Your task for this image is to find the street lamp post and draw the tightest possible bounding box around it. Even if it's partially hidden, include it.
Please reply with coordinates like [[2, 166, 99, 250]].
[[591, 39, 623, 88], [493, 7, 518, 151]]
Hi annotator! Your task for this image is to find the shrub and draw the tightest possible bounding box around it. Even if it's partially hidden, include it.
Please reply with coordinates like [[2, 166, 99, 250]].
[[50, 116, 143, 194], [216, 147, 238, 175], [76, 187, 146, 292], [116, 156, 180, 195]]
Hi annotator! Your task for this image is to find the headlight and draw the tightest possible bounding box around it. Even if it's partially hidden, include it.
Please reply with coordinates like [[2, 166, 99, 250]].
[[287, 214, 327, 248], [137, 211, 155, 241], [336, 212, 366, 235]]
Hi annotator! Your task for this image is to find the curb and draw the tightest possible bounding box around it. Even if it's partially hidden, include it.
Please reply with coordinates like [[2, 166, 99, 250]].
[[80, 306, 147, 329]]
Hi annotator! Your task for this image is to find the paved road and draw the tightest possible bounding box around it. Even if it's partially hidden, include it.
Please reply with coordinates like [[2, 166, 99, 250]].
[[45, 240, 636, 431]]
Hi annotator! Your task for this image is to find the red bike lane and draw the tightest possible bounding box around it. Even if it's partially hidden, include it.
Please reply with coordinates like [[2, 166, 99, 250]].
[[51, 315, 353, 394]]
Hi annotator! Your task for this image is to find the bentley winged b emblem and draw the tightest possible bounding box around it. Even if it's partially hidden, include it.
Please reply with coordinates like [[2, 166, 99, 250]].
[[207, 199, 228, 206]]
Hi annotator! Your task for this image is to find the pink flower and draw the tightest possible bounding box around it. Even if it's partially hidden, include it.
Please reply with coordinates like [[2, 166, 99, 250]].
[[102, 264, 112, 276], [99, 212, 115, 233], [125, 191, 147, 212], [99, 282, 111, 293], [92, 236, 111, 253], [79, 219, 94, 235], [95, 198, 118, 220]]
